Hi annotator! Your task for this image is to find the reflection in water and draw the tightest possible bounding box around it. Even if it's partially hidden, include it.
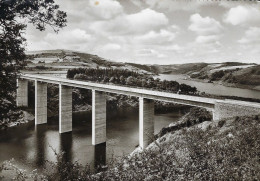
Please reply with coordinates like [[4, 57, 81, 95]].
[[35, 124, 47, 167], [60, 132, 73, 162], [94, 142, 106, 171], [0, 107, 190, 172]]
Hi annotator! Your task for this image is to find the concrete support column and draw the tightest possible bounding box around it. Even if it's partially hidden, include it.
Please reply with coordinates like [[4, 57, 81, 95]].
[[92, 90, 106, 145], [17, 79, 28, 107], [59, 84, 72, 133], [35, 80, 47, 125], [139, 97, 154, 149]]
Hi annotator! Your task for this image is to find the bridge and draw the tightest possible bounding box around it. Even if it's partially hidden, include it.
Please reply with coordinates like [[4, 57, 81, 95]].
[[17, 74, 260, 149]]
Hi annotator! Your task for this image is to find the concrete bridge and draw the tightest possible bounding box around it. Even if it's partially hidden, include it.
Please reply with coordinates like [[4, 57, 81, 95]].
[[17, 74, 260, 149]]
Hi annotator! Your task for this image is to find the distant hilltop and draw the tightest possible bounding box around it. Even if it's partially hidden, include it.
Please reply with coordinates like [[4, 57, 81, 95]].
[[24, 49, 259, 90]]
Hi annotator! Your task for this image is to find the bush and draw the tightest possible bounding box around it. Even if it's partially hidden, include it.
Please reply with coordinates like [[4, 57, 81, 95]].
[[74, 73, 87, 80], [210, 70, 225, 81], [218, 119, 226, 127]]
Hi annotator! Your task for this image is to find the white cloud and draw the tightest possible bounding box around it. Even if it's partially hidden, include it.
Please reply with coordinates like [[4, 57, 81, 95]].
[[90, 8, 169, 35], [141, 0, 213, 12], [102, 43, 121, 51], [137, 49, 167, 58], [166, 44, 181, 50], [24, 0, 260, 64], [89, 0, 124, 19], [238, 27, 260, 44], [224, 6, 260, 26], [134, 29, 176, 45], [189, 14, 223, 35], [189, 13, 223, 48], [126, 9, 168, 32], [45, 29, 93, 45], [196, 35, 220, 44]]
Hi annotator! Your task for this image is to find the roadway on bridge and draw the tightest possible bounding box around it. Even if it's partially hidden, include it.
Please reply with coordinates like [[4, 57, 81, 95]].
[[20, 74, 221, 109]]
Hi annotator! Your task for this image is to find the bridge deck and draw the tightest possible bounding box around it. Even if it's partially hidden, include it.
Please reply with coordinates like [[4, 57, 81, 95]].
[[20, 74, 219, 109]]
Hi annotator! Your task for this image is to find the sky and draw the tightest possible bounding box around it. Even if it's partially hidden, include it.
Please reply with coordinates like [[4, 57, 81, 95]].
[[25, 0, 260, 65]]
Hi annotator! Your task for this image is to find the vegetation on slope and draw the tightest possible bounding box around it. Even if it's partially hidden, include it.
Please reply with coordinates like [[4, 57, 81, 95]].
[[190, 64, 260, 89], [67, 68, 197, 95]]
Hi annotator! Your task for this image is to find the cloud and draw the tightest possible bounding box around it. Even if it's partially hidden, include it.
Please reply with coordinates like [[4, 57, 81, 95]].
[[166, 44, 182, 50], [189, 14, 223, 35], [24, 0, 260, 64], [90, 8, 169, 35], [195, 35, 220, 44], [238, 27, 260, 44], [224, 5, 260, 26], [45, 29, 93, 45], [89, 0, 124, 19], [189, 13, 223, 48], [134, 29, 176, 45], [137, 49, 167, 58], [102, 43, 121, 51], [139, 0, 213, 12], [56, 0, 124, 22]]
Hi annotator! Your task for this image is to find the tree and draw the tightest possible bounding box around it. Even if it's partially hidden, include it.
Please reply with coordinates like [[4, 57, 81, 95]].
[[0, 0, 67, 121], [119, 75, 125, 85], [179, 84, 197, 94], [126, 76, 134, 85]]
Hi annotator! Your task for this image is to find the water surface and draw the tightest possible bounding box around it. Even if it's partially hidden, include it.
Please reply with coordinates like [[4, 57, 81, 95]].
[[156, 74, 260, 99], [0, 107, 189, 173]]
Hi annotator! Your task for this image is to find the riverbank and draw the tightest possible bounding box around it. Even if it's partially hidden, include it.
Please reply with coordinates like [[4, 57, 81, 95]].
[[187, 76, 260, 91], [157, 74, 260, 100], [0, 109, 34, 130]]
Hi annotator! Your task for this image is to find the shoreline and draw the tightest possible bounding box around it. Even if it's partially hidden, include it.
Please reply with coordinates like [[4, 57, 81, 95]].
[[183, 75, 260, 91]]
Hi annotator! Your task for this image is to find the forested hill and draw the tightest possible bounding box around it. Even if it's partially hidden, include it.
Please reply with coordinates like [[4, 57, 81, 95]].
[[25, 50, 259, 90], [128, 62, 260, 90]]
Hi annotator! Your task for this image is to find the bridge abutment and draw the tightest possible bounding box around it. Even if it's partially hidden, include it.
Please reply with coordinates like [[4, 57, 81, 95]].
[[59, 84, 72, 133], [139, 97, 154, 149], [17, 79, 28, 107], [213, 100, 260, 121], [35, 81, 47, 125], [92, 90, 106, 145]]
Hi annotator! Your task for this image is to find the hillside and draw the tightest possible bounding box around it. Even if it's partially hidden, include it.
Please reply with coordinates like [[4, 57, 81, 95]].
[[136, 62, 259, 91], [126, 62, 209, 74], [189, 63, 260, 90], [24, 49, 151, 74]]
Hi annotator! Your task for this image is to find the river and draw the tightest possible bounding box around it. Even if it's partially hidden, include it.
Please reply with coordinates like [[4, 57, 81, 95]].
[[156, 74, 260, 99], [0, 107, 190, 174]]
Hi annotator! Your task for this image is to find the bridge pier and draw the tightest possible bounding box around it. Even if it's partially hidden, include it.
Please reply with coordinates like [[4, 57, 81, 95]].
[[59, 84, 72, 133], [92, 90, 106, 145], [139, 97, 154, 149], [35, 81, 47, 125], [17, 79, 28, 107]]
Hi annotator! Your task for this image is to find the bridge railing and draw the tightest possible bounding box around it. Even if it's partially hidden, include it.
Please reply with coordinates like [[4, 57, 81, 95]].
[[18, 73, 219, 108]]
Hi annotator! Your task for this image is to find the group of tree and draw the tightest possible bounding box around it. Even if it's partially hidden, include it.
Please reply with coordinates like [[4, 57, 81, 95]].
[[0, 0, 67, 121], [67, 68, 197, 95]]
